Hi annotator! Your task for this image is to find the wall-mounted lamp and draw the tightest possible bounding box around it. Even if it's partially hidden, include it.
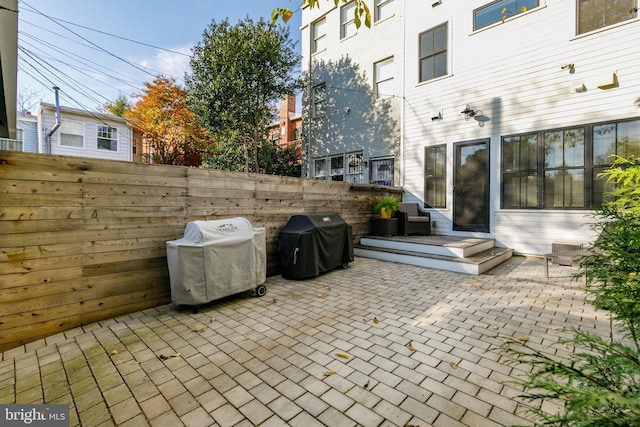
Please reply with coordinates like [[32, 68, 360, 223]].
[[560, 63, 575, 73], [344, 107, 351, 114], [461, 105, 476, 120], [432, 0, 442, 7], [431, 111, 443, 121], [473, 112, 490, 127]]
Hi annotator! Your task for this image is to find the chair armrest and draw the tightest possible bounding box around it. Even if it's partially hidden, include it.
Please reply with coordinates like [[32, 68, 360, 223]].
[[416, 205, 430, 218]]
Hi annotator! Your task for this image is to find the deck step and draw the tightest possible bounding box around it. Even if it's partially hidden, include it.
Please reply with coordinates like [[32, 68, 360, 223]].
[[354, 235, 513, 275]]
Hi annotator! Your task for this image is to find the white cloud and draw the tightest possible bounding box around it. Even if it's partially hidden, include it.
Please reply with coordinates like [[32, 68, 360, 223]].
[[138, 45, 192, 84]]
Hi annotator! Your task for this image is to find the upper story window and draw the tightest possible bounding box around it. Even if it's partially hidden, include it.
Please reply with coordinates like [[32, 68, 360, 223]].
[[577, 0, 637, 34], [374, 57, 394, 99], [60, 119, 84, 148], [375, 0, 395, 22], [341, 2, 357, 38], [97, 125, 118, 151], [474, 0, 539, 30], [312, 83, 326, 118], [312, 17, 327, 53], [419, 23, 448, 83]]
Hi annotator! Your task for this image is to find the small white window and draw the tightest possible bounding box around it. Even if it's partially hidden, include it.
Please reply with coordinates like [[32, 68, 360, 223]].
[[375, 0, 395, 22], [341, 2, 357, 39], [312, 17, 327, 53], [60, 119, 84, 148], [97, 125, 118, 151], [375, 57, 394, 99]]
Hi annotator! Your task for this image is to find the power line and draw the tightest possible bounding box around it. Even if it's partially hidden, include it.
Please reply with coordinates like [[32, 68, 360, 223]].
[[20, 1, 159, 79], [20, 8, 191, 57]]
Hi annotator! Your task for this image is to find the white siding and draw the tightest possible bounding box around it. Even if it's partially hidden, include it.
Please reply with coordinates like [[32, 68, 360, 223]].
[[401, 1, 640, 254], [38, 104, 132, 161]]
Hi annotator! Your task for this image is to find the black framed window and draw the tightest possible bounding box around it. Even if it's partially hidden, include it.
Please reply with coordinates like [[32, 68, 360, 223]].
[[419, 23, 447, 83], [425, 144, 446, 208], [577, 0, 637, 34], [502, 133, 538, 208], [501, 118, 640, 209], [474, 0, 539, 30]]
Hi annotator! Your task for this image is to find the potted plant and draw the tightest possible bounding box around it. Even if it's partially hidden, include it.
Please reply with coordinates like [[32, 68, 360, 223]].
[[373, 196, 399, 219]]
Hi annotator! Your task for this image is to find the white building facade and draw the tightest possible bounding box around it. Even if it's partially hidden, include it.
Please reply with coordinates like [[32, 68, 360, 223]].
[[302, 0, 640, 255], [38, 103, 132, 162]]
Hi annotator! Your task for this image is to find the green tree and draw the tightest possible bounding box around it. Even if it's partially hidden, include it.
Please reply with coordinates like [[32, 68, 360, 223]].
[[502, 156, 640, 426], [185, 17, 301, 173], [104, 94, 131, 117]]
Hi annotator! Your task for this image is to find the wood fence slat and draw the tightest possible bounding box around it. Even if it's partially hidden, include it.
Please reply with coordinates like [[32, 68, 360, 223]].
[[0, 151, 400, 352]]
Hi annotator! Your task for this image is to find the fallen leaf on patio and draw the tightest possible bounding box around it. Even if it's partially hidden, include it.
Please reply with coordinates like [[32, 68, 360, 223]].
[[192, 328, 199, 332], [480, 285, 489, 290], [373, 317, 380, 324], [317, 294, 325, 299], [272, 298, 277, 303], [518, 337, 529, 343], [482, 323, 489, 329], [336, 353, 350, 359], [364, 379, 370, 389], [110, 350, 118, 355], [323, 370, 335, 376], [493, 326, 500, 330], [210, 317, 216, 323], [159, 352, 181, 360], [450, 361, 458, 369], [200, 327, 206, 332], [406, 341, 415, 352], [473, 277, 481, 281]]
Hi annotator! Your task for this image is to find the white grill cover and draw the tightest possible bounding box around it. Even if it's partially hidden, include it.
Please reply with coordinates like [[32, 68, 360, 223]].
[[166, 218, 266, 305]]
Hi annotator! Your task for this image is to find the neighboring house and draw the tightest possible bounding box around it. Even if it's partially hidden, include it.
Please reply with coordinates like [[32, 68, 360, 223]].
[[268, 94, 303, 170], [301, 0, 640, 255], [16, 110, 38, 152], [301, 0, 400, 185], [38, 103, 133, 162]]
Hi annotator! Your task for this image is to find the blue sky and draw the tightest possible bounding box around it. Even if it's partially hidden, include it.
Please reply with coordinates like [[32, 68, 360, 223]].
[[17, 0, 303, 112]]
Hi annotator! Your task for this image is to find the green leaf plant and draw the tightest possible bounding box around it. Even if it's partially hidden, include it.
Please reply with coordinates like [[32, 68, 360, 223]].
[[501, 156, 640, 426]]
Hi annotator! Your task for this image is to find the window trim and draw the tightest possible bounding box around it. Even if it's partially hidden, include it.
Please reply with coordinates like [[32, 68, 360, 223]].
[[500, 117, 640, 210], [59, 118, 85, 149], [576, 0, 638, 35], [418, 22, 448, 84], [424, 144, 447, 209], [312, 17, 327, 54], [340, 2, 357, 39], [374, 56, 394, 100], [97, 124, 118, 152], [473, 0, 539, 31], [312, 83, 326, 118], [375, 0, 395, 22]]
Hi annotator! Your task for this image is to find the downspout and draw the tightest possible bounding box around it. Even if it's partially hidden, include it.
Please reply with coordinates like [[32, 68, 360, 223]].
[[45, 86, 61, 154]]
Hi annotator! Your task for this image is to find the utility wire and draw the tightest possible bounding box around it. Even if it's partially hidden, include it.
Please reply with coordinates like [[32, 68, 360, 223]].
[[20, 8, 191, 57], [20, 33, 144, 92], [21, 0, 159, 78]]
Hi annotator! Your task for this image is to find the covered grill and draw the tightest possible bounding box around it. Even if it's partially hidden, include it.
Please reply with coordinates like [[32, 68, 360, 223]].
[[166, 218, 267, 306], [278, 212, 353, 280]]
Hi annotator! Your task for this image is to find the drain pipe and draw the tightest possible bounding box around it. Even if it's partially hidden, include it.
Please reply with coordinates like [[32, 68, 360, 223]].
[[45, 86, 61, 154]]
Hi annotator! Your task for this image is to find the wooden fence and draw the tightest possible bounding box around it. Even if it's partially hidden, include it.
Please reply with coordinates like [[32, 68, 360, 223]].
[[0, 151, 401, 351]]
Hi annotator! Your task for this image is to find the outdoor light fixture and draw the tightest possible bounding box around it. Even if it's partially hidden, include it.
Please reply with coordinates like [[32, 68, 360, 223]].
[[473, 112, 490, 127], [560, 63, 575, 73], [461, 105, 476, 120], [432, 0, 442, 7], [431, 111, 443, 121]]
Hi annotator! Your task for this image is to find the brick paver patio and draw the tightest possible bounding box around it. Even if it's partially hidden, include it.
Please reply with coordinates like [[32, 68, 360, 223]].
[[0, 256, 611, 426]]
